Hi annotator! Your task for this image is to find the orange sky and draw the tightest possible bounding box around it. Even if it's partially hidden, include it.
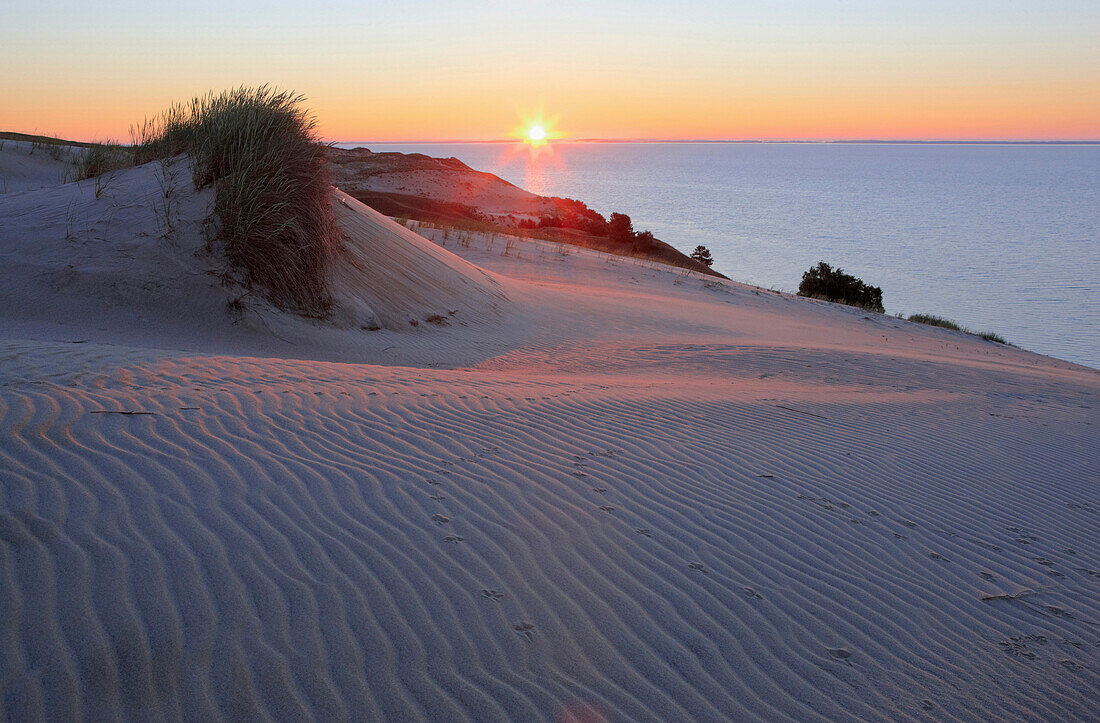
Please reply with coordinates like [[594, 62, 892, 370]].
[[2, 2, 1098, 142]]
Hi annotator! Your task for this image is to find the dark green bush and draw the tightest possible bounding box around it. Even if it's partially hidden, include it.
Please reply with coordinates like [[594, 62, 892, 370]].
[[797, 261, 884, 313]]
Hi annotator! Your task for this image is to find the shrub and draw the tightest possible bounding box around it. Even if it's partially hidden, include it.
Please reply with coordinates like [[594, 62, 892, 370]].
[[797, 261, 884, 313], [608, 212, 633, 244], [134, 86, 338, 315], [979, 331, 1007, 344], [907, 313, 961, 331], [690, 245, 714, 267]]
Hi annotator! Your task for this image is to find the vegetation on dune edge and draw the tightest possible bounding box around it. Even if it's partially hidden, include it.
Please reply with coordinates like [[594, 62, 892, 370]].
[[797, 261, 884, 313], [908, 313, 1010, 345], [132, 86, 338, 316]]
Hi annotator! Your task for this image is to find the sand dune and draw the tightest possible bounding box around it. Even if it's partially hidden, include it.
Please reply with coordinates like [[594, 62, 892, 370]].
[[1, 151, 1098, 720], [330, 191, 506, 330]]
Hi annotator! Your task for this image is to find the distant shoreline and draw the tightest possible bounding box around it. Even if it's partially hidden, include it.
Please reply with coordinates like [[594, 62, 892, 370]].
[[337, 139, 1100, 146]]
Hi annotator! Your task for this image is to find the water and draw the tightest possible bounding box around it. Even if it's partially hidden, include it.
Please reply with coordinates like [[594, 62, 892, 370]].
[[340, 142, 1100, 368]]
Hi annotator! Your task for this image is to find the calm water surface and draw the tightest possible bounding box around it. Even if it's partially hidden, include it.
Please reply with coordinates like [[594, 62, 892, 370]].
[[344, 142, 1099, 368]]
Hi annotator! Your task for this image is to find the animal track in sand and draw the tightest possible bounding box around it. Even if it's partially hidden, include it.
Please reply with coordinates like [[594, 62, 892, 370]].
[[481, 589, 504, 601], [999, 635, 1046, 660], [513, 622, 535, 641], [432, 514, 451, 525]]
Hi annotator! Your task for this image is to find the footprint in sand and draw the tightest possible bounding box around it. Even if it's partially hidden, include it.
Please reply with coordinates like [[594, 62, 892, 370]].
[[826, 647, 852, 662], [592, 487, 607, 494], [513, 622, 535, 641], [429, 494, 446, 502], [597, 505, 616, 513], [921, 700, 935, 711], [743, 587, 763, 600], [481, 589, 504, 601], [979, 572, 997, 582], [688, 562, 709, 574], [635, 529, 651, 537], [1059, 659, 1084, 672], [893, 533, 908, 539], [432, 514, 451, 525], [928, 552, 948, 562], [571, 472, 588, 478], [444, 535, 464, 544]]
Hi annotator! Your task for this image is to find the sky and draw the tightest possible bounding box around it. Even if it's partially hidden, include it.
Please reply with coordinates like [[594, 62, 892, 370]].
[[2, 1, 1098, 142]]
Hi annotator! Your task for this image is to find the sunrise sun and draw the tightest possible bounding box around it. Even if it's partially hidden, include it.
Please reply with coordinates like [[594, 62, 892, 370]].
[[514, 113, 562, 147]]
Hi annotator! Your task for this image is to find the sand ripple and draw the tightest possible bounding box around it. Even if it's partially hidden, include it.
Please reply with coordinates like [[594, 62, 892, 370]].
[[1, 340, 1097, 720]]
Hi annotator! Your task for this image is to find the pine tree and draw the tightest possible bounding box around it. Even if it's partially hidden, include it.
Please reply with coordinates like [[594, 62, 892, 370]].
[[690, 245, 714, 267]]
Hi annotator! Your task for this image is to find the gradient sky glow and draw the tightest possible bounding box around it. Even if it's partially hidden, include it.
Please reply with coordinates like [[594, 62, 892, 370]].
[[3, 1, 1098, 142]]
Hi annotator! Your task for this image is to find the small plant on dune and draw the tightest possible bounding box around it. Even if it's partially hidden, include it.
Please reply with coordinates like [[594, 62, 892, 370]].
[[907, 313, 962, 331], [797, 261, 884, 313], [76, 142, 130, 182], [907, 313, 1009, 345], [134, 86, 339, 315], [690, 245, 714, 267]]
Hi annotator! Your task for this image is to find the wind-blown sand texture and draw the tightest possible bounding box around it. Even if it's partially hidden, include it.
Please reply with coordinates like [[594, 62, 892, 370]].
[[1, 147, 1098, 720]]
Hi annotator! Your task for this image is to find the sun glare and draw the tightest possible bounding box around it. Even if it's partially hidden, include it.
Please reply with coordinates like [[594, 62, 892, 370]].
[[514, 113, 562, 148]]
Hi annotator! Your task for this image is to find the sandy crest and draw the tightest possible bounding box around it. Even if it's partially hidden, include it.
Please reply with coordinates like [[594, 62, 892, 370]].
[[1, 157, 1098, 720]]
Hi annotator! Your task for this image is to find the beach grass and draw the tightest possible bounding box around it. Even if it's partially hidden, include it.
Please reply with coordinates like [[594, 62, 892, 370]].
[[908, 313, 1010, 345], [133, 86, 338, 316], [907, 313, 962, 331]]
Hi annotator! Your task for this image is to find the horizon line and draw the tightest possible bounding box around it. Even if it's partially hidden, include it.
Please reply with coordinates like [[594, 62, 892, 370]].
[[333, 138, 1100, 146]]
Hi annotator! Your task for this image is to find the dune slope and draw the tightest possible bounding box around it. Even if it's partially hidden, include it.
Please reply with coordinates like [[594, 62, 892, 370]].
[[1, 157, 1098, 721]]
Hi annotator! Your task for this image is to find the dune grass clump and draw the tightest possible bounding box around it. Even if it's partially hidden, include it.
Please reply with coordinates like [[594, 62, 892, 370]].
[[907, 313, 962, 331], [907, 313, 1009, 345], [134, 86, 338, 315], [75, 142, 131, 181]]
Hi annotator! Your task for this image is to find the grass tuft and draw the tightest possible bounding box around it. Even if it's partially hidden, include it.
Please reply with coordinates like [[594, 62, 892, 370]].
[[75, 142, 131, 182], [133, 86, 338, 316], [907, 313, 1009, 345], [907, 313, 962, 331]]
